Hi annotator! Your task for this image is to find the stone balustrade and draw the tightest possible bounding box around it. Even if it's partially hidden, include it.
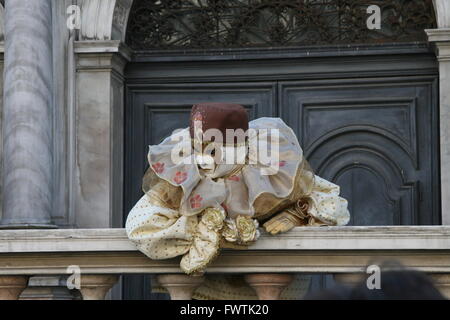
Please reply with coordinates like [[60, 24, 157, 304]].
[[0, 226, 450, 300]]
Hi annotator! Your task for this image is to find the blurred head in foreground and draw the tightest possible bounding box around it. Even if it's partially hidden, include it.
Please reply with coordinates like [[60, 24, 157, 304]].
[[305, 264, 445, 300]]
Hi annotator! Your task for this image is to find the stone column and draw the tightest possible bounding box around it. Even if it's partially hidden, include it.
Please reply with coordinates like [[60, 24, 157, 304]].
[[79, 275, 119, 300], [430, 274, 450, 299], [0, 0, 55, 228], [0, 276, 28, 300], [244, 274, 295, 300], [426, 28, 450, 224], [427, 0, 450, 224], [156, 274, 205, 300]]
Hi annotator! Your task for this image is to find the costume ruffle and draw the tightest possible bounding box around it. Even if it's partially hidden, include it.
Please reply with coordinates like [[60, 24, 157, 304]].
[[126, 118, 350, 275], [145, 118, 305, 218]]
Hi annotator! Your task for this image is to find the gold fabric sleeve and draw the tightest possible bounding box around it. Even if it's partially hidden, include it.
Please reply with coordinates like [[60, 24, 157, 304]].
[[127, 169, 225, 274], [258, 159, 350, 230], [142, 167, 183, 209], [253, 158, 315, 220]]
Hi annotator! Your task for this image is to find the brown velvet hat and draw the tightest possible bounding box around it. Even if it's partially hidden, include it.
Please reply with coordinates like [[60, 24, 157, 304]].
[[190, 103, 249, 145]]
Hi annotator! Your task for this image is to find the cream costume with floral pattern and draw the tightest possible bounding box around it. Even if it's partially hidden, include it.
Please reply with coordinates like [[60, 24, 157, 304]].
[[126, 117, 350, 299]]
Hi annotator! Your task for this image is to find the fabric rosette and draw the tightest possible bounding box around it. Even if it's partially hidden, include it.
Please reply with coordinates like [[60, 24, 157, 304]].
[[201, 207, 226, 232], [222, 215, 260, 245]]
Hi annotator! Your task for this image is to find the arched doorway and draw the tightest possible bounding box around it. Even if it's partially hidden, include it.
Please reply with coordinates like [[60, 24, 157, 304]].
[[122, 0, 439, 299]]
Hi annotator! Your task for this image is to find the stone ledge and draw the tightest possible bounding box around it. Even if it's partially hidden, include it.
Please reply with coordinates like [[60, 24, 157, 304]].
[[1, 248, 450, 275], [1, 226, 450, 253], [0, 227, 449, 275]]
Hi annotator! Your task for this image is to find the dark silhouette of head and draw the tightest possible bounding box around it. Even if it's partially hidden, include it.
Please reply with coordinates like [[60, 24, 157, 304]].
[[305, 262, 446, 300]]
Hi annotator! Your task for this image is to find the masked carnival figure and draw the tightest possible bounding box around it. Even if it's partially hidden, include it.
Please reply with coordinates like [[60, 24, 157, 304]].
[[126, 103, 350, 299]]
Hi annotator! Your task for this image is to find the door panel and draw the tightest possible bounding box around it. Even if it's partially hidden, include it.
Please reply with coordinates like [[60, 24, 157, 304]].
[[279, 78, 439, 225]]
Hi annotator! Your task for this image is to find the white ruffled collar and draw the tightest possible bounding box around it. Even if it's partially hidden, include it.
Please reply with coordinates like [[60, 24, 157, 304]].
[[147, 118, 304, 217]]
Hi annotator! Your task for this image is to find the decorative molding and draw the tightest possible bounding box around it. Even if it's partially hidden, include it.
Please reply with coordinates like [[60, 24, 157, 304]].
[[74, 40, 132, 62], [112, 0, 133, 41], [80, 0, 116, 40], [433, 0, 450, 28], [426, 29, 450, 61], [80, 0, 133, 41], [2, 250, 450, 275], [426, 28, 450, 42]]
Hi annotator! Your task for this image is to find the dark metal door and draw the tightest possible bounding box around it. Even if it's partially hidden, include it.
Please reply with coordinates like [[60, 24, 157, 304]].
[[125, 79, 439, 227]]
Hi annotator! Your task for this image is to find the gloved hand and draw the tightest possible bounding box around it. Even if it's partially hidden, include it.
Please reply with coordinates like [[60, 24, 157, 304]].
[[263, 199, 310, 235], [263, 211, 303, 235]]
